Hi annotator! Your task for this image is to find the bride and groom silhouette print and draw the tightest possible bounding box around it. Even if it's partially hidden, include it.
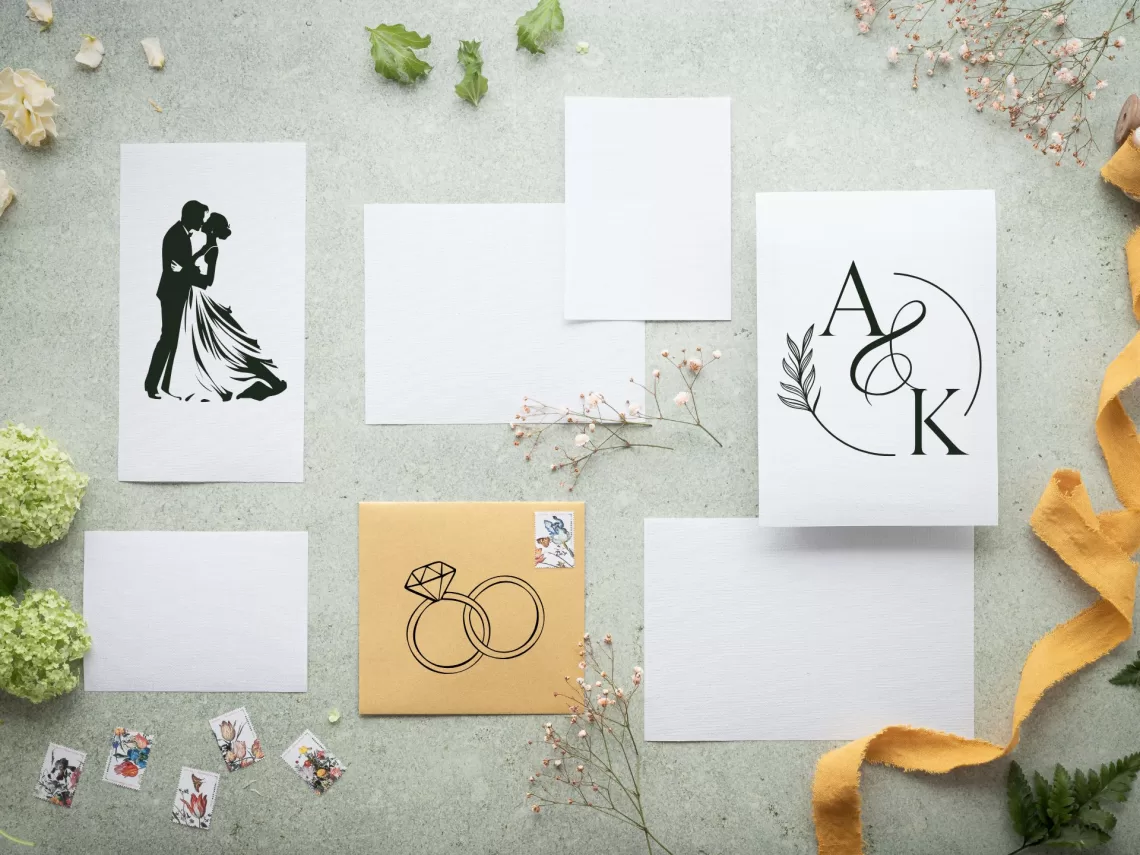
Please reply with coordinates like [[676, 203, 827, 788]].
[[143, 200, 287, 402]]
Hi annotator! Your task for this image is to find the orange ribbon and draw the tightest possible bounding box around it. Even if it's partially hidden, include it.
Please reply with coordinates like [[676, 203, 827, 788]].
[[811, 145, 1140, 855]]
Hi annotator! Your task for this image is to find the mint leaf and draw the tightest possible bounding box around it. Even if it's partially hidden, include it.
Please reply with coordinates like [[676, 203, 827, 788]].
[[455, 40, 488, 107], [516, 0, 564, 54], [366, 23, 432, 83], [1110, 651, 1140, 687]]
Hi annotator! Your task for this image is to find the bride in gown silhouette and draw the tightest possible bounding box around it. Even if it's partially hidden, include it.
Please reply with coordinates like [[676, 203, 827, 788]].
[[171, 213, 288, 402]]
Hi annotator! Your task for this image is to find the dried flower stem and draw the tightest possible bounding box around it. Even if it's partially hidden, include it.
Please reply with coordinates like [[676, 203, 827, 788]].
[[511, 348, 724, 491], [527, 636, 672, 854], [858, 0, 1136, 165]]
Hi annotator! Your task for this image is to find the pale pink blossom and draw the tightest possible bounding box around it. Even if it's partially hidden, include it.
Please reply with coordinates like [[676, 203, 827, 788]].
[[578, 730, 587, 738], [674, 391, 690, 406], [1053, 13, 1066, 25], [652, 368, 661, 378], [938, 50, 952, 65], [858, 21, 870, 33], [660, 349, 669, 357], [1115, 37, 1126, 48], [1096, 79, 1108, 90], [573, 433, 589, 447], [887, 46, 899, 64]]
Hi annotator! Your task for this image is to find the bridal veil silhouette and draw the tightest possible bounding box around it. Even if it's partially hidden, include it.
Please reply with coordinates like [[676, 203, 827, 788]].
[[144, 200, 287, 402]]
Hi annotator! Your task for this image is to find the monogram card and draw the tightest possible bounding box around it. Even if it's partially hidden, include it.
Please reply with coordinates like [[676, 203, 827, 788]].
[[756, 191, 997, 526]]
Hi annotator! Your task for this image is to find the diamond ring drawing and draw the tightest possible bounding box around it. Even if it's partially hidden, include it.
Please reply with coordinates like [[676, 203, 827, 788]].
[[404, 561, 545, 675]]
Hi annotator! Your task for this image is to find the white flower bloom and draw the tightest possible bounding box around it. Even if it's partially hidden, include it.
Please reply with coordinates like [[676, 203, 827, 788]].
[[75, 35, 105, 70], [0, 68, 59, 147], [628, 402, 642, 417], [25, 0, 52, 27], [574, 433, 590, 447], [0, 170, 14, 219], [141, 37, 166, 69], [887, 46, 899, 64], [674, 391, 690, 407]]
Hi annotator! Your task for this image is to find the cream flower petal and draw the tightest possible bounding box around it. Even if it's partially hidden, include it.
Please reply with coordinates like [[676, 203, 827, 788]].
[[75, 36, 105, 70], [0, 68, 59, 147], [0, 171, 15, 219], [141, 38, 165, 69], [25, 0, 52, 27]]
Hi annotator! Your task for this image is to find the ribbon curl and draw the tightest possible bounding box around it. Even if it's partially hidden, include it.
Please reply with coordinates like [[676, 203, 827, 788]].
[[811, 141, 1140, 855]]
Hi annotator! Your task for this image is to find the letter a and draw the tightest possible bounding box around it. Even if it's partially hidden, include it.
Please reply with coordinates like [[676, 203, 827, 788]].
[[820, 261, 884, 337], [912, 388, 966, 455]]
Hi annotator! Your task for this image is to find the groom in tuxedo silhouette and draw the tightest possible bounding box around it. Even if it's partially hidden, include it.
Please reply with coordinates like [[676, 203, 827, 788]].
[[144, 200, 209, 398]]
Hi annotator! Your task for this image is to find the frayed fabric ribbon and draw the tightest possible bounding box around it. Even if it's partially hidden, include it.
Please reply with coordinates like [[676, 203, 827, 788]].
[[811, 144, 1140, 855]]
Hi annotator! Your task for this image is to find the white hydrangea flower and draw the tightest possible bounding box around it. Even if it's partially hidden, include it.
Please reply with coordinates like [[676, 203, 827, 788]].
[[0, 423, 89, 547]]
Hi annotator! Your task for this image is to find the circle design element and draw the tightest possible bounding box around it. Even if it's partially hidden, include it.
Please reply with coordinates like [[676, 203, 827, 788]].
[[404, 562, 545, 675]]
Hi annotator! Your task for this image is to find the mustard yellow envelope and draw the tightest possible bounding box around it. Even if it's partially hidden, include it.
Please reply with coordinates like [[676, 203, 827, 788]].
[[358, 502, 585, 714]]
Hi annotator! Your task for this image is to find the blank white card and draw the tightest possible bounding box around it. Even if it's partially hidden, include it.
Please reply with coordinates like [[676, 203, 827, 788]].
[[83, 531, 308, 692], [364, 203, 644, 424], [644, 520, 974, 741], [564, 97, 732, 321]]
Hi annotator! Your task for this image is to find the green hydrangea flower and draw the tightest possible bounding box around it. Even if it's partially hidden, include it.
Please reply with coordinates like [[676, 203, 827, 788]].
[[0, 423, 88, 548], [0, 588, 90, 703]]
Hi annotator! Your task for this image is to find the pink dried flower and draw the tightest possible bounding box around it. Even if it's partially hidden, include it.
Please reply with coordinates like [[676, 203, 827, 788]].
[[887, 46, 899, 63], [652, 369, 660, 378], [674, 391, 690, 406], [578, 730, 587, 738]]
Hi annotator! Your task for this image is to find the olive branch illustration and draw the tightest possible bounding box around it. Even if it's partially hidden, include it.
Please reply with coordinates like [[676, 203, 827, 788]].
[[777, 325, 893, 457]]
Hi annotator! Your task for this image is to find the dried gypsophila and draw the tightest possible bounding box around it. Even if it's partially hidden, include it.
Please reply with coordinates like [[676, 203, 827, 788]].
[[858, 0, 1137, 166], [0, 68, 58, 147], [524, 635, 672, 853], [511, 347, 724, 492]]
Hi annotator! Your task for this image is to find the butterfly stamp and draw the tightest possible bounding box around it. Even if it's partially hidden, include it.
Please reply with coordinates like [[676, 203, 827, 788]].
[[209, 707, 264, 772], [281, 730, 345, 795], [171, 767, 218, 830], [102, 728, 154, 790], [535, 511, 575, 568], [34, 743, 86, 808]]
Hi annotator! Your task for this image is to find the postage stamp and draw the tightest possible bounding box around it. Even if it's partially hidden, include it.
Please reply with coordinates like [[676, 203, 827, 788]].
[[34, 743, 86, 808], [209, 707, 264, 772], [102, 728, 154, 790], [535, 511, 575, 568], [171, 767, 219, 830], [281, 730, 345, 795]]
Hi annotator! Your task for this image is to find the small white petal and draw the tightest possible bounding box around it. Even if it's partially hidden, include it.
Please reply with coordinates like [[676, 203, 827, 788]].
[[0, 171, 15, 218], [576, 42, 590, 54], [25, 0, 52, 26], [141, 37, 166, 69], [75, 36, 105, 70]]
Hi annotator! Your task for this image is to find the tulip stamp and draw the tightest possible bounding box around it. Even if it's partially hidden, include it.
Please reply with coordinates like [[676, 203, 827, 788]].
[[535, 511, 575, 568], [208, 707, 264, 772], [282, 730, 345, 795], [102, 728, 154, 790], [171, 767, 218, 830], [34, 743, 86, 808]]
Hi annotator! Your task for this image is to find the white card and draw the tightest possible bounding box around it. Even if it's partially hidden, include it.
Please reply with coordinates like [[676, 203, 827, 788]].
[[564, 97, 731, 320], [364, 203, 644, 424], [118, 143, 305, 482], [644, 519, 974, 741], [82, 531, 308, 692], [171, 767, 219, 830], [756, 190, 997, 526]]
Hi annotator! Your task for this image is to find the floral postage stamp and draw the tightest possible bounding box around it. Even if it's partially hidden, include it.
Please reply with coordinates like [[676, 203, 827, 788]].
[[281, 730, 345, 795], [102, 728, 154, 789], [535, 511, 575, 568], [209, 707, 264, 772], [171, 767, 218, 830], [34, 743, 86, 808]]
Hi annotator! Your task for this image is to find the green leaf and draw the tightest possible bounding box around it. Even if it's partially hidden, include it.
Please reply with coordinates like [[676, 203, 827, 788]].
[[0, 551, 20, 597], [1009, 761, 1043, 839], [1034, 771, 1053, 830], [1049, 764, 1076, 827], [1043, 823, 1111, 848], [1109, 651, 1140, 687], [516, 0, 564, 54], [366, 23, 432, 83], [454, 40, 488, 107], [1078, 803, 1117, 834], [1094, 753, 1140, 804]]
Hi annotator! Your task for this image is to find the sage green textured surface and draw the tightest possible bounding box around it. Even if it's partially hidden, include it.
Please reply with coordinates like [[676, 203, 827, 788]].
[[3, 1, 1140, 853]]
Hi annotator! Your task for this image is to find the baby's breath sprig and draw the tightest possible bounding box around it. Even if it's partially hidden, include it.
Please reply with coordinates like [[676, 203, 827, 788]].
[[860, 0, 1136, 165], [510, 347, 724, 491]]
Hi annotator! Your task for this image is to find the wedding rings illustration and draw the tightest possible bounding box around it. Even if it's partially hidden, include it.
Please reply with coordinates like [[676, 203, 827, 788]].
[[404, 561, 545, 674]]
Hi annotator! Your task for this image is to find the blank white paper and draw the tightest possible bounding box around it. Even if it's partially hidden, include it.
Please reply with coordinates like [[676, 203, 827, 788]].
[[364, 204, 644, 424], [118, 143, 306, 482], [564, 97, 732, 321], [644, 520, 974, 741], [83, 531, 308, 692]]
